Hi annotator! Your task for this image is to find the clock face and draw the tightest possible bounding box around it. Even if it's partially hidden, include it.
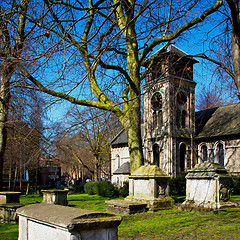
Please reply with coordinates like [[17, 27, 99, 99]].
[[151, 92, 162, 111]]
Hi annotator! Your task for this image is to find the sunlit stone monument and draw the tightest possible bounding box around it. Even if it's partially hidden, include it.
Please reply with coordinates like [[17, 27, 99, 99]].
[[182, 161, 234, 210], [126, 165, 174, 211], [0, 191, 25, 223], [41, 189, 69, 206], [107, 165, 174, 213], [17, 203, 122, 240]]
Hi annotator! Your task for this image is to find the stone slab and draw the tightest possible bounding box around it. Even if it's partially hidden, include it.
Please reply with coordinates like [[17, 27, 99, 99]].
[[0, 203, 29, 223], [17, 204, 122, 240], [125, 196, 174, 212], [41, 190, 68, 205], [106, 200, 147, 214], [0, 191, 21, 204]]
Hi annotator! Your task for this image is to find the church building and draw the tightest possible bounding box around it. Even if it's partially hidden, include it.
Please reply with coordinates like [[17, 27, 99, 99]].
[[111, 45, 240, 186]]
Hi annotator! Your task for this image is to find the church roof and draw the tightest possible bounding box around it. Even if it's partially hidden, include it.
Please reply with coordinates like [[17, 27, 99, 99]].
[[195, 103, 240, 139], [111, 124, 144, 147], [113, 162, 130, 175], [147, 44, 198, 63]]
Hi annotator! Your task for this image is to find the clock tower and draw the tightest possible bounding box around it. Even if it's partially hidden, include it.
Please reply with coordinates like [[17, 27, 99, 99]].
[[143, 45, 198, 177]]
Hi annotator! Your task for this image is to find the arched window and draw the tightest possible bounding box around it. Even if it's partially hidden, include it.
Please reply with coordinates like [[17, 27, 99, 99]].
[[177, 92, 187, 105], [176, 91, 187, 129], [176, 109, 181, 128], [216, 143, 224, 167], [151, 92, 163, 130], [158, 110, 163, 127], [201, 145, 208, 162], [182, 110, 186, 128], [116, 155, 121, 168], [153, 144, 160, 167], [180, 144, 186, 172], [152, 111, 157, 129]]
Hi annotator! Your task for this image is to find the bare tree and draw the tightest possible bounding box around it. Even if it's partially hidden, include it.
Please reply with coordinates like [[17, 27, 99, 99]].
[[16, 0, 222, 176], [55, 107, 121, 181], [196, 83, 226, 110], [194, 1, 240, 101], [3, 87, 45, 192]]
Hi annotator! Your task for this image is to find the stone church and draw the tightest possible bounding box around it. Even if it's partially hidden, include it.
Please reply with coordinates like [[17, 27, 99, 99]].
[[111, 45, 240, 186]]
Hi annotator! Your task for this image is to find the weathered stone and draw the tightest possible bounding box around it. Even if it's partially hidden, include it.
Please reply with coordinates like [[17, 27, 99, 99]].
[[125, 195, 174, 212], [17, 203, 122, 240], [0, 203, 28, 224], [0, 191, 21, 204], [106, 200, 147, 214], [41, 189, 68, 205], [108, 165, 174, 213], [183, 161, 234, 209]]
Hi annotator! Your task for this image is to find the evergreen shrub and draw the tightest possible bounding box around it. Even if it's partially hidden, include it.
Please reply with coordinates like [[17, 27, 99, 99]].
[[84, 181, 96, 195], [75, 183, 85, 193], [169, 176, 186, 196], [94, 181, 119, 198], [231, 177, 240, 195], [84, 181, 119, 198], [119, 181, 129, 197]]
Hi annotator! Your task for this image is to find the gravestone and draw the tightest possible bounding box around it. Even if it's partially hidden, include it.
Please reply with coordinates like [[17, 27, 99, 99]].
[[17, 203, 122, 240], [107, 165, 174, 213], [182, 161, 234, 210], [41, 189, 68, 205], [0, 191, 21, 204], [0, 191, 24, 223], [126, 165, 174, 211]]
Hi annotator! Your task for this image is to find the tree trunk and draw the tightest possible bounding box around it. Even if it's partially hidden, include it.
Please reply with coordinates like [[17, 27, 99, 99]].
[[227, 0, 240, 98], [94, 162, 99, 181], [0, 69, 11, 190], [8, 165, 12, 190], [125, 94, 144, 174]]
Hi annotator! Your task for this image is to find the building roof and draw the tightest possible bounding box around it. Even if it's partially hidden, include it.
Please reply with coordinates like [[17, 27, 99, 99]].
[[111, 103, 240, 146], [147, 44, 198, 63], [113, 162, 130, 175], [195, 103, 240, 139], [111, 124, 144, 147]]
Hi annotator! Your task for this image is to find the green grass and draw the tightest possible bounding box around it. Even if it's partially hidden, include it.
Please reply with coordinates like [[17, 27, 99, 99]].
[[230, 195, 240, 201], [68, 193, 113, 212], [0, 224, 18, 240], [1, 194, 240, 240], [118, 209, 240, 240], [20, 193, 43, 203]]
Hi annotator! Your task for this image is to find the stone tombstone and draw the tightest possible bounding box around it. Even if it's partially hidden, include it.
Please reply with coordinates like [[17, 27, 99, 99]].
[[126, 165, 174, 211], [17, 203, 122, 240], [0, 191, 21, 204], [183, 161, 232, 209], [41, 189, 69, 206], [0, 191, 23, 223]]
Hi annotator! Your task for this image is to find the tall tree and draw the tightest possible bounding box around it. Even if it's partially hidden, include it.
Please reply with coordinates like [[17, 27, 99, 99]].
[[18, 0, 223, 174], [227, 0, 240, 98], [194, 1, 240, 101], [196, 83, 225, 110], [0, 1, 223, 190], [55, 107, 121, 181], [0, 0, 32, 189]]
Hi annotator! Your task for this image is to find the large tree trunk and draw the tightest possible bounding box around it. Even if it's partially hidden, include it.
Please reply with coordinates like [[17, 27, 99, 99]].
[[125, 94, 144, 174], [0, 67, 11, 190], [227, 0, 240, 98]]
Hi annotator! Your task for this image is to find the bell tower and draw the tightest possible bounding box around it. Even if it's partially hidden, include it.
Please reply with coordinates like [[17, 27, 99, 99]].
[[143, 45, 198, 177]]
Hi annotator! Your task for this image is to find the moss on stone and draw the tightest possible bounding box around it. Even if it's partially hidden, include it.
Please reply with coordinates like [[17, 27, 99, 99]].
[[129, 165, 170, 178]]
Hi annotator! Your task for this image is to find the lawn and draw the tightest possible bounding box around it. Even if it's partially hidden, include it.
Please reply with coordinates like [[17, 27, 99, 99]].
[[1, 194, 240, 240]]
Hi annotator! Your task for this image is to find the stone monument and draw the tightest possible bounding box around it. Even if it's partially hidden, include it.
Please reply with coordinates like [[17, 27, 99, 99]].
[[17, 203, 122, 240], [41, 189, 69, 205], [182, 161, 234, 210], [107, 165, 174, 213], [0, 191, 26, 223]]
